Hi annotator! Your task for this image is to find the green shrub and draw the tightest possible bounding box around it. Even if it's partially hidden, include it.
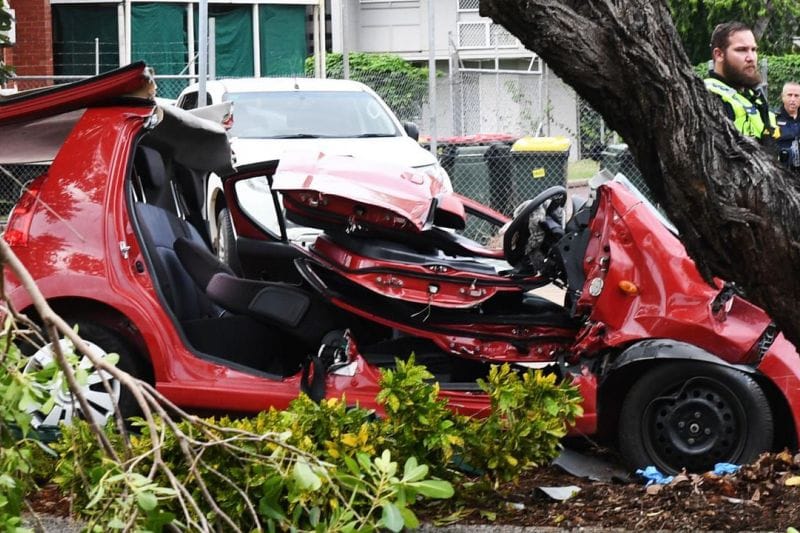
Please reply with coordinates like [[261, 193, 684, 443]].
[[0, 336, 62, 531], [376, 356, 465, 471], [46, 356, 580, 530], [464, 364, 584, 482]]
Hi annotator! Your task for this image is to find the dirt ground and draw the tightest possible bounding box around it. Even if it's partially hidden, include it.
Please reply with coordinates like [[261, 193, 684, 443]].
[[416, 448, 800, 531]]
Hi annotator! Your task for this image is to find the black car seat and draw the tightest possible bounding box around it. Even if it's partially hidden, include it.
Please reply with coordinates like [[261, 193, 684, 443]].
[[135, 202, 221, 321], [173, 235, 337, 347], [136, 198, 314, 375], [135, 145, 175, 211]]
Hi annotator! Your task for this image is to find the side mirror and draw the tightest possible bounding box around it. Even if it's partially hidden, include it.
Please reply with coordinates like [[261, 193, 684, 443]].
[[402, 121, 419, 141]]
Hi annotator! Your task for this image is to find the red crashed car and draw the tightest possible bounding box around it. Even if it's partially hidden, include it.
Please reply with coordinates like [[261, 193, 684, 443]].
[[2, 63, 800, 475], [0, 64, 498, 427]]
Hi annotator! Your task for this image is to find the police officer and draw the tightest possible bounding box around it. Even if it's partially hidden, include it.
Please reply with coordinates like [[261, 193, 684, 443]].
[[704, 21, 778, 142], [775, 81, 800, 172]]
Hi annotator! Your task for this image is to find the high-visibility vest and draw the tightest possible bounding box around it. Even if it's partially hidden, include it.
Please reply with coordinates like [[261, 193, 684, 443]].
[[704, 77, 777, 139]]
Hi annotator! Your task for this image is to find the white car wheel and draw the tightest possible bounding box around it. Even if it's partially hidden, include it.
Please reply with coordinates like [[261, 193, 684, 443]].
[[23, 338, 121, 428]]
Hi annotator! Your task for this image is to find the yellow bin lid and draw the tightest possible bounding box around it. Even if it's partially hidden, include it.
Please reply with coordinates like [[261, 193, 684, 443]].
[[511, 136, 571, 153]]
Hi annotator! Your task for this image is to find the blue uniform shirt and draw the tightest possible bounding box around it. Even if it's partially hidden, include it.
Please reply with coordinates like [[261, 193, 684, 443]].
[[775, 106, 800, 169]]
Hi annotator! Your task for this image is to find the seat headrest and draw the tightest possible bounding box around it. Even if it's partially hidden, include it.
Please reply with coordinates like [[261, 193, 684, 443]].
[[135, 146, 167, 190]]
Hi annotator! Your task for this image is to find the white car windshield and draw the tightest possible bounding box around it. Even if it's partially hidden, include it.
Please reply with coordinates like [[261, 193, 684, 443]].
[[223, 91, 401, 139]]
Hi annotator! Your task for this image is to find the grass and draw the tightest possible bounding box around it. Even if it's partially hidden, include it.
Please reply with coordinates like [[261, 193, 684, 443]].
[[567, 159, 599, 181]]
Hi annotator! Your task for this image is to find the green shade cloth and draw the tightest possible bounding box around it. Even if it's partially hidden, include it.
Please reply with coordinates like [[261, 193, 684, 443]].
[[259, 5, 307, 76], [52, 4, 119, 76], [132, 3, 187, 75], [132, 3, 189, 98], [195, 5, 254, 78]]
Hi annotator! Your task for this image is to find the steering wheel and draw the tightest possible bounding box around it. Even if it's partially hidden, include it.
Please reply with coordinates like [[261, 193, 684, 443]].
[[503, 186, 567, 268]]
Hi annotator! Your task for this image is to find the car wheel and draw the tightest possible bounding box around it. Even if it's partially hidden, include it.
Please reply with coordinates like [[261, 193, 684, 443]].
[[618, 361, 773, 474], [216, 208, 237, 267], [22, 323, 143, 429]]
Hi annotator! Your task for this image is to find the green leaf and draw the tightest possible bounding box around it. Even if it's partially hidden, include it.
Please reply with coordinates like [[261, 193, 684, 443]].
[[356, 452, 372, 472], [107, 517, 126, 529], [309, 505, 320, 526], [343, 454, 361, 476], [400, 506, 420, 529], [17, 389, 41, 412], [408, 480, 454, 499], [85, 484, 105, 509], [374, 450, 397, 477], [334, 473, 366, 491], [401, 458, 428, 483], [258, 495, 286, 521], [293, 460, 322, 491], [143, 510, 176, 531], [137, 490, 158, 511], [380, 502, 404, 532]]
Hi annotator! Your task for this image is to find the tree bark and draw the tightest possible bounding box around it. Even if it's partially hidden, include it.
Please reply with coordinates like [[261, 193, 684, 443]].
[[479, 0, 800, 347]]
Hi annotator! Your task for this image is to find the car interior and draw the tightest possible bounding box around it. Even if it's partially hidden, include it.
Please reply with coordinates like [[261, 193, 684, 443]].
[[127, 137, 506, 385], [129, 140, 341, 378]]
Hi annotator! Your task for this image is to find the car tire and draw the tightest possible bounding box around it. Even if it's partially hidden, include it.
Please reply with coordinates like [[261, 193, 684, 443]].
[[22, 323, 144, 429], [216, 208, 238, 270], [618, 361, 773, 474]]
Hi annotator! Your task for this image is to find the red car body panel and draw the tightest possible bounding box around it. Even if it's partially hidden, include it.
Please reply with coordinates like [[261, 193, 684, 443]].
[[756, 333, 800, 435], [307, 235, 519, 308], [0, 63, 148, 124], [573, 183, 773, 362]]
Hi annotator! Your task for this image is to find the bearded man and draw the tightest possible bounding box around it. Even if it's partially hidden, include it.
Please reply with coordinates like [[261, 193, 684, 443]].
[[704, 21, 778, 142]]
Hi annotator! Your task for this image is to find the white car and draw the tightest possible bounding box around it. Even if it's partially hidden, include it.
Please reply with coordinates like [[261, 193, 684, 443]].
[[175, 78, 451, 262]]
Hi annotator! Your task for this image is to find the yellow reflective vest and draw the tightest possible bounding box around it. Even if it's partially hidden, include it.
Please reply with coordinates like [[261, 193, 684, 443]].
[[704, 77, 778, 140]]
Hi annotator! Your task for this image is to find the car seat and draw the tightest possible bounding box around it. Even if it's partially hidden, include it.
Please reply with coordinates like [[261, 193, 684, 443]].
[[173, 235, 337, 348], [132, 147, 314, 375]]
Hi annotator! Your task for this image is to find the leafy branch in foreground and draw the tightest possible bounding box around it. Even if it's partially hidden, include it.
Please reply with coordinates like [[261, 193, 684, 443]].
[[0, 231, 581, 531]]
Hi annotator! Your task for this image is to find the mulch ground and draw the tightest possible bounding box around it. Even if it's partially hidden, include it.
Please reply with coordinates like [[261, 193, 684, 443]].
[[27, 450, 800, 531], [419, 450, 800, 531]]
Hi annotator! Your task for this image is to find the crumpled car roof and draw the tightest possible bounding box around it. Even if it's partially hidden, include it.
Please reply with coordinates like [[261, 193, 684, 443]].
[[0, 62, 235, 176]]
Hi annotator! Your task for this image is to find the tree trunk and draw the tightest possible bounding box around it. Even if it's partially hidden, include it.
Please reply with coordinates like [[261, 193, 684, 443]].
[[479, 0, 800, 347]]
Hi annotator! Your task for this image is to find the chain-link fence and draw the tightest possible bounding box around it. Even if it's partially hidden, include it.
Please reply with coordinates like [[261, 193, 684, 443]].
[[0, 165, 49, 218], [3, 65, 648, 225]]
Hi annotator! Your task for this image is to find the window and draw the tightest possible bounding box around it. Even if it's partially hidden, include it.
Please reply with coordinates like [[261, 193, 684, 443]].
[[176, 91, 212, 110], [457, 22, 487, 48], [457, 22, 518, 49], [223, 91, 400, 139], [457, 0, 479, 11], [234, 175, 282, 238]]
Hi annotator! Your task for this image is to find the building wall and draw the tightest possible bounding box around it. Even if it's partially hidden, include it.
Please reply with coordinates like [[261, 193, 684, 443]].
[[339, 0, 578, 159], [8, 0, 53, 76]]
